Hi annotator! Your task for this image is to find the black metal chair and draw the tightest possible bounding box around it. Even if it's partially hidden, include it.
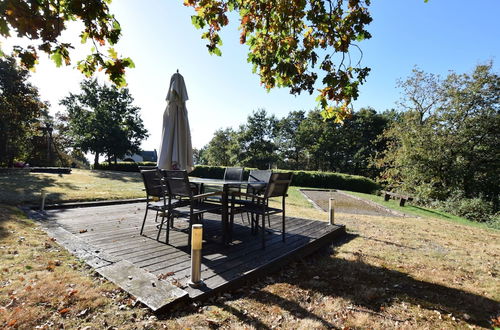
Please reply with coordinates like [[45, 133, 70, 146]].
[[234, 169, 272, 225], [139, 169, 179, 242], [163, 170, 223, 246], [231, 172, 293, 249], [204, 167, 244, 202]]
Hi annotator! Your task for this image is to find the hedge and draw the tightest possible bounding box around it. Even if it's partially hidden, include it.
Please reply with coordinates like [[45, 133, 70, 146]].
[[92, 163, 380, 194], [92, 161, 157, 172]]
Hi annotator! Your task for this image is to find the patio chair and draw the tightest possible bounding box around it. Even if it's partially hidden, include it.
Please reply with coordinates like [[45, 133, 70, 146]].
[[231, 172, 293, 249], [163, 170, 223, 246], [233, 169, 272, 226], [139, 169, 181, 242]]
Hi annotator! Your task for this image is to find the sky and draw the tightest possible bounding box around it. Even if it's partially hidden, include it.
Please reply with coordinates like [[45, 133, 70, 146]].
[[2, 0, 500, 152]]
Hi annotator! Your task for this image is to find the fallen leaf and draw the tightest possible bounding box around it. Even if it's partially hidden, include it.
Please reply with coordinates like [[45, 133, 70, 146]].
[[7, 319, 17, 327], [58, 307, 70, 315], [79, 229, 88, 233], [66, 289, 79, 298]]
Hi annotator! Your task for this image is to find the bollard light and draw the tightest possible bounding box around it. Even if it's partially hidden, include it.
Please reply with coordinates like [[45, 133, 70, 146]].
[[41, 190, 47, 211], [189, 224, 204, 287], [329, 198, 334, 225]]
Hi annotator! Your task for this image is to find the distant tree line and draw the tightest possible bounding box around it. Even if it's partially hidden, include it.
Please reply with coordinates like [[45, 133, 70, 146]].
[[198, 62, 499, 223], [197, 107, 394, 179]]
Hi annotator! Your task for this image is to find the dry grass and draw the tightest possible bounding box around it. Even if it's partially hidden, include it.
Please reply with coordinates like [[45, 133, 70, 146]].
[[0, 206, 156, 329], [0, 172, 499, 329]]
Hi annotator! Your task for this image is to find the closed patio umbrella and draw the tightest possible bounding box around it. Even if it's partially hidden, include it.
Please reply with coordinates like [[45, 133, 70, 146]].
[[157, 72, 194, 172]]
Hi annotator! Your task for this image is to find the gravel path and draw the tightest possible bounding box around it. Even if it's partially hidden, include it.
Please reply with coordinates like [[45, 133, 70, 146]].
[[300, 189, 399, 217]]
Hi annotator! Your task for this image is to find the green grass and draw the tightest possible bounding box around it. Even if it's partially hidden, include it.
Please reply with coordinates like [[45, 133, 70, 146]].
[[0, 169, 144, 205], [344, 190, 497, 230]]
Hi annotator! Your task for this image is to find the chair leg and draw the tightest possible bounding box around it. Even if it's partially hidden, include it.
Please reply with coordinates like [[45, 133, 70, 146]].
[[157, 211, 168, 242], [140, 207, 149, 235], [188, 213, 194, 247], [282, 211, 285, 242], [165, 212, 172, 244], [261, 214, 266, 249]]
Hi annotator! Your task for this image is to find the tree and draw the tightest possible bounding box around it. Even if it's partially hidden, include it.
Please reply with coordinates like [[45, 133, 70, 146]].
[[0, 57, 47, 167], [2, 0, 373, 121], [376, 63, 500, 208], [236, 109, 278, 169], [275, 110, 306, 169], [202, 128, 237, 166], [60, 79, 148, 166]]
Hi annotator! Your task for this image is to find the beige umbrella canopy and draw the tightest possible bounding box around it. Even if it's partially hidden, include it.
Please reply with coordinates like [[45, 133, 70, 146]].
[[157, 72, 194, 172]]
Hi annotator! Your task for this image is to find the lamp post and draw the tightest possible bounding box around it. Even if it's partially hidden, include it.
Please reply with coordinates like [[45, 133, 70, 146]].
[[329, 197, 335, 225], [189, 224, 204, 287]]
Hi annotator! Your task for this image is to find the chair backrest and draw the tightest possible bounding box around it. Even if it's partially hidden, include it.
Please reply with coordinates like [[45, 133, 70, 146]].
[[140, 169, 165, 198], [163, 170, 192, 197], [138, 165, 158, 171], [263, 172, 293, 198], [247, 169, 272, 194], [224, 167, 244, 181]]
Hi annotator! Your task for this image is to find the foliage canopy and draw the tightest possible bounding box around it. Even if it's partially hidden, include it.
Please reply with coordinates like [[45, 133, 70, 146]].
[[60, 79, 148, 166], [376, 63, 499, 212], [0, 57, 47, 166], [2, 0, 372, 121], [185, 0, 372, 121]]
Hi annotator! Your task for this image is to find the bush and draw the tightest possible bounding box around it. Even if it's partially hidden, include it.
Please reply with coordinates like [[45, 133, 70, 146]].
[[440, 195, 495, 223], [92, 163, 380, 194]]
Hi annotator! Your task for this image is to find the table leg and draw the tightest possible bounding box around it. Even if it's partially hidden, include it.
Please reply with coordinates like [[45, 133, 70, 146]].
[[222, 185, 229, 245]]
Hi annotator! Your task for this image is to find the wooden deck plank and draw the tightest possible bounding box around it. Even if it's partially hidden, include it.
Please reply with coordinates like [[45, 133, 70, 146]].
[[34, 202, 345, 311]]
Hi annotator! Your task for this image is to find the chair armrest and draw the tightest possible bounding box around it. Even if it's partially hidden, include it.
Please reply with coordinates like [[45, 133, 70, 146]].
[[231, 191, 265, 201], [192, 191, 223, 200]]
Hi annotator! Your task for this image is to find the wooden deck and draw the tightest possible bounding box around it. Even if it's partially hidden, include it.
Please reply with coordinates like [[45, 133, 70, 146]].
[[34, 202, 345, 311]]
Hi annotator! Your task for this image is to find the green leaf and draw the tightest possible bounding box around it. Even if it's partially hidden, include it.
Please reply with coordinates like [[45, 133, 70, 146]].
[[51, 51, 63, 67], [108, 47, 118, 59], [211, 47, 222, 56], [81, 32, 89, 44], [122, 57, 135, 68], [191, 16, 204, 29]]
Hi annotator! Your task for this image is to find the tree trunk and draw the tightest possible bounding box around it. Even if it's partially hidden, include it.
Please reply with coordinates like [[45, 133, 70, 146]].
[[113, 155, 117, 165], [94, 153, 99, 166]]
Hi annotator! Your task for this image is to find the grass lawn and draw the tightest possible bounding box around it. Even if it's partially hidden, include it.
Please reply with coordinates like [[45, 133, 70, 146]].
[[1, 170, 499, 328], [0, 169, 144, 205]]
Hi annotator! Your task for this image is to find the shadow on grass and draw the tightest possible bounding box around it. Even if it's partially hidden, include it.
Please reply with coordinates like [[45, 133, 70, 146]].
[[0, 172, 68, 206], [164, 233, 498, 328], [265, 234, 498, 328], [90, 170, 142, 183], [410, 205, 454, 219]]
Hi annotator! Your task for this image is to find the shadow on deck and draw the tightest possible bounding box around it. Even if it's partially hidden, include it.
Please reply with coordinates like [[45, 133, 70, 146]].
[[30, 202, 345, 312]]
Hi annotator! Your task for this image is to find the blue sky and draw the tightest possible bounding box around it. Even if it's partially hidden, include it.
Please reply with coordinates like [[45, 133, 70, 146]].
[[3, 0, 499, 150]]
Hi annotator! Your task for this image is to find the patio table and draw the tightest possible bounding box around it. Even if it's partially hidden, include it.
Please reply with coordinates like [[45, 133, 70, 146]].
[[189, 177, 266, 245]]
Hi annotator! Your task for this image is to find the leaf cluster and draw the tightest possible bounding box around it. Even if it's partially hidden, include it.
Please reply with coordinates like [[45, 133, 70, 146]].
[[184, 0, 372, 122], [1, 0, 133, 86]]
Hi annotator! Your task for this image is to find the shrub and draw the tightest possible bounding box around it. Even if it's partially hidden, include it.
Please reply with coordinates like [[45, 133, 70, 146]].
[[440, 195, 495, 223]]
